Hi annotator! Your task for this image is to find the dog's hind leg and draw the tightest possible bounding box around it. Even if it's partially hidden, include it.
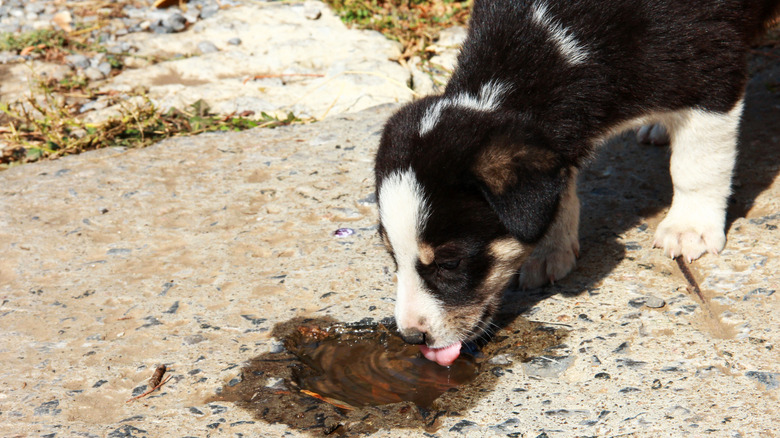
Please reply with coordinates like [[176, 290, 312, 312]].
[[653, 99, 744, 262], [519, 168, 580, 289]]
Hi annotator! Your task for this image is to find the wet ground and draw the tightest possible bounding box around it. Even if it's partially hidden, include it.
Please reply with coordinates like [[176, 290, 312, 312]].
[[210, 316, 565, 435]]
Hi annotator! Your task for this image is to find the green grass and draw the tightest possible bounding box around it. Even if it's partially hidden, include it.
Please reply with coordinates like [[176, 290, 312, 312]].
[[0, 19, 306, 169], [0, 75, 304, 169], [0, 29, 67, 53], [323, 0, 472, 58], [1, 0, 475, 169]]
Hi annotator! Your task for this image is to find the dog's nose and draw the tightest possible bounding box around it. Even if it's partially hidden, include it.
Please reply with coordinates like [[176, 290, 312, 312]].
[[400, 328, 426, 345]]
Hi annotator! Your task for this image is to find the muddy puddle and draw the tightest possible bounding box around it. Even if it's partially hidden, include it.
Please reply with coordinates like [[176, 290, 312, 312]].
[[209, 315, 567, 436]]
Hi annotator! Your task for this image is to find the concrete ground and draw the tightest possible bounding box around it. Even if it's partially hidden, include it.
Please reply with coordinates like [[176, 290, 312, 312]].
[[1, 8, 779, 438]]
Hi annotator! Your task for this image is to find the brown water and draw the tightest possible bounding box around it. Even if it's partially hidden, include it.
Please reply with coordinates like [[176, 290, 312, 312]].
[[209, 316, 567, 436], [288, 322, 478, 408]]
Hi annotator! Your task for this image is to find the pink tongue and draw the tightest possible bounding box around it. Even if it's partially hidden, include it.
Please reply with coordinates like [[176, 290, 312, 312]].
[[419, 343, 461, 366]]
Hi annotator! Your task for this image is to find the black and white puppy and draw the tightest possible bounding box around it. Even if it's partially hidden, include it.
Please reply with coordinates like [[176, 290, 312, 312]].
[[374, 0, 780, 366]]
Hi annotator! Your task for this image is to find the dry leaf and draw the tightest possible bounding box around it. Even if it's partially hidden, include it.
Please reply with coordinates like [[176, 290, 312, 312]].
[[19, 45, 45, 57], [154, 0, 185, 8]]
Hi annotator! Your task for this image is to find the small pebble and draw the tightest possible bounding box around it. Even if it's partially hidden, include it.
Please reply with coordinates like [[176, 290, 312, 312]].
[[97, 62, 112, 77], [303, 2, 322, 20], [197, 41, 219, 54], [165, 13, 188, 32], [84, 66, 105, 81], [227, 37, 242, 46], [488, 354, 513, 365], [25, 3, 46, 14], [644, 295, 666, 308], [183, 9, 201, 23], [200, 4, 220, 19], [268, 339, 285, 354], [0, 51, 21, 64], [227, 374, 243, 387], [333, 228, 354, 237], [66, 54, 90, 69]]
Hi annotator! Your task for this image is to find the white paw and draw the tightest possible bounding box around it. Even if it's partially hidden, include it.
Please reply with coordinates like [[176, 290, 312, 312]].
[[519, 240, 579, 289], [653, 215, 726, 262], [636, 124, 670, 146]]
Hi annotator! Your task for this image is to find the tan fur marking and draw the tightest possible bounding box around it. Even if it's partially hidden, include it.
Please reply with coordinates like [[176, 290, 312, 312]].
[[443, 303, 484, 331], [481, 238, 532, 294], [489, 237, 528, 262], [473, 146, 517, 194], [436, 239, 532, 345], [473, 140, 560, 194], [418, 242, 435, 265]]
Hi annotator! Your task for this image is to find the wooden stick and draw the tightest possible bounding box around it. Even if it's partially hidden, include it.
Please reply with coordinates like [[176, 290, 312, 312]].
[[300, 389, 353, 410], [126, 364, 171, 403]]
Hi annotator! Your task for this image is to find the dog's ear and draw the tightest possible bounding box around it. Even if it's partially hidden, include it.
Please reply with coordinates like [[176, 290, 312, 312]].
[[471, 136, 567, 243]]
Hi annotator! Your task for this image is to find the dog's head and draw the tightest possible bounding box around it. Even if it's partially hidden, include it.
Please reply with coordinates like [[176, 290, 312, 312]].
[[374, 95, 571, 365]]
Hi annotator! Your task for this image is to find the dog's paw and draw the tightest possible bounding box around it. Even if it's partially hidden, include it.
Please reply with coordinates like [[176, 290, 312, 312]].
[[636, 124, 670, 146], [519, 240, 579, 289], [653, 215, 726, 262]]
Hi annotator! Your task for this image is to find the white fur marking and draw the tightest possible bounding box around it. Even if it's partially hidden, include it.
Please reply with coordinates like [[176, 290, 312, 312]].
[[419, 81, 509, 136], [588, 100, 743, 261], [653, 100, 744, 261], [379, 169, 429, 267], [531, 2, 589, 65], [378, 169, 446, 343], [419, 100, 449, 137]]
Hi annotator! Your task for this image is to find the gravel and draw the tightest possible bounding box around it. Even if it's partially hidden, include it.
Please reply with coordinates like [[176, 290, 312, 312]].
[[0, 0, 224, 50]]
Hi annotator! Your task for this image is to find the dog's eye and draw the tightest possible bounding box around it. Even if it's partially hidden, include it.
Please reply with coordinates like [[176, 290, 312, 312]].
[[436, 259, 461, 270]]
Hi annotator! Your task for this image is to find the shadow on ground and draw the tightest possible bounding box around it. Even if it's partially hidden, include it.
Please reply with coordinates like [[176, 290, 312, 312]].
[[505, 42, 780, 313]]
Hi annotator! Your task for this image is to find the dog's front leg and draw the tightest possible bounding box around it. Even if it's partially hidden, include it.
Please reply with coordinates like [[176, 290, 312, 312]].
[[519, 168, 580, 289], [653, 99, 744, 262]]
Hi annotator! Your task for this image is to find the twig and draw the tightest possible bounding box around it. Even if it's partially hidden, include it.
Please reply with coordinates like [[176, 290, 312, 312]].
[[69, 23, 104, 37], [300, 389, 353, 410], [126, 364, 171, 403], [244, 73, 325, 84], [674, 257, 705, 303], [319, 82, 345, 120]]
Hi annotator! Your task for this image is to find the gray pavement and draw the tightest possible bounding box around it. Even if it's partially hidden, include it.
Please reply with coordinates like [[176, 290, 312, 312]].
[[1, 1, 779, 437]]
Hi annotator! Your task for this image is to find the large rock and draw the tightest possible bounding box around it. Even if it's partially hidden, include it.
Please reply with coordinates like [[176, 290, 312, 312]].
[[103, 2, 413, 119]]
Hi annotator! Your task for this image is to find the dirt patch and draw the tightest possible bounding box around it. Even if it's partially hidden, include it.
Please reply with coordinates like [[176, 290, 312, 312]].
[[150, 68, 210, 87]]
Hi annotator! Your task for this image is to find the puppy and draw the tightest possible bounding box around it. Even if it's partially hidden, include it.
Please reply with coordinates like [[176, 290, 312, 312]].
[[374, 0, 780, 366]]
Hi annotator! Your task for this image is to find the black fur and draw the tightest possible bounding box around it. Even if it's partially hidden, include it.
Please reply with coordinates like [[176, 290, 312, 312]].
[[375, 0, 779, 326]]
